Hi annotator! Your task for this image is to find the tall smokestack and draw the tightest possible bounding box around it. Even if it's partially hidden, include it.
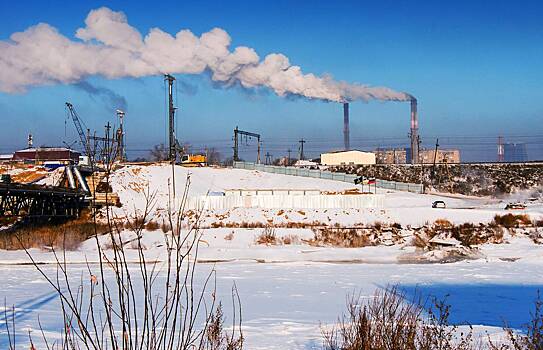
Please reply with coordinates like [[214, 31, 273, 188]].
[[343, 103, 350, 150], [410, 98, 419, 164]]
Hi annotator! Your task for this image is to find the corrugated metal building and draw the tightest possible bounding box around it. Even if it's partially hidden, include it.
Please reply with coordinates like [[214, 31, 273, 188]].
[[321, 150, 376, 166], [376, 148, 461, 164]]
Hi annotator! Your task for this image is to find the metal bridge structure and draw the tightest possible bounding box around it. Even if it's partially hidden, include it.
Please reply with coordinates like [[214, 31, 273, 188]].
[[0, 166, 90, 220], [0, 182, 86, 220]]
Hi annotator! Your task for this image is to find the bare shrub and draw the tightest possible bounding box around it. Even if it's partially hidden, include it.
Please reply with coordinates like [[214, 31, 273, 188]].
[[144, 220, 160, 231], [8, 165, 244, 349], [412, 233, 430, 249], [281, 234, 300, 245], [493, 214, 532, 228], [490, 291, 543, 350], [323, 286, 479, 350], [434, 218, 454, 229], [161, 220, 171, 233], [256, 226, 277, 245], [212, 221, 225, 228], [124, 216, 146, 230], [426, 221, 505, 248], [224, 231, 234, 241], [311, 227, 372, 248], [205, 301, 244, 350]]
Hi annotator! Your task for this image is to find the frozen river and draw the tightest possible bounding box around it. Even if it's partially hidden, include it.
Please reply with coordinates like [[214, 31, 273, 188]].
[[1, 260, 542, 349]]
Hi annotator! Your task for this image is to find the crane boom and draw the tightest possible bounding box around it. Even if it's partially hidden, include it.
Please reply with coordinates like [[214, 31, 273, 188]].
[[65, 102, 90, 156]]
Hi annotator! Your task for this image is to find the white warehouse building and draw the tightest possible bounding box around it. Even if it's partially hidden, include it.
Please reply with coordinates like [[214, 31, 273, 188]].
[[320, 150, 376, 166]]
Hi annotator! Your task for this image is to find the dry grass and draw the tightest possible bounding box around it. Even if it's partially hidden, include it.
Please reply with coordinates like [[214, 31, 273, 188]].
[[312, 227, 372, 248], [281, 234, 300, 245], [323, 286, 480, 350], [493, 214, 532, 228], [419, 220, 506, 249], [124, 217, 146, 230], [434, 218, 454, 229], [0, 212, 109, 250], [211, 221, 225, 228], [326, 286, 543, 349], [144, 220, 160, 231], [255, 227, 277, 245]]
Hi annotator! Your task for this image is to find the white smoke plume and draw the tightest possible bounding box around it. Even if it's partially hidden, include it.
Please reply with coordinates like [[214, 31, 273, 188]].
[[0, 7, 410, 102]]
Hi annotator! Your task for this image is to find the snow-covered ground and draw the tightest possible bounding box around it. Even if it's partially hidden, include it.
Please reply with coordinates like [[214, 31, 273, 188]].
[[110, 164, 543, 227], [1, 164, 542, 348], [0, 259, 541, 349]]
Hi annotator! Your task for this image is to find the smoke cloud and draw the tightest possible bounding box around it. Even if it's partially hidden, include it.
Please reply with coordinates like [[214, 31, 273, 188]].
[[74, 81, 127, 111], [0, 7, 410, 103]]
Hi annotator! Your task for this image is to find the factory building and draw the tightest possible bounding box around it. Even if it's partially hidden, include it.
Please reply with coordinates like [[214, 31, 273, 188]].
[[12, 147, 80, 165], [321, 150, 376, 166], [419, 149, 461, 164], [504, 143, 528, 162], [375, 148, 407, 164], [376, 148, 460, 164]]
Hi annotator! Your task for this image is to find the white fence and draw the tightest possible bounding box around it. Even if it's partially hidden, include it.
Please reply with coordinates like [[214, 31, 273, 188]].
[[232, 161, 424, 194], [186, 194, 384, 210]]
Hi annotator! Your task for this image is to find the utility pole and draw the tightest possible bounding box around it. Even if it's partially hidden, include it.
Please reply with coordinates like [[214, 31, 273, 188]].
[[298, 138, 306, 160], [287, 149, 292, 166], [233, 127, 239, 161], [164, 74, 177, 162], [432, 138, 439, 178], [105, 122, 111, 165]]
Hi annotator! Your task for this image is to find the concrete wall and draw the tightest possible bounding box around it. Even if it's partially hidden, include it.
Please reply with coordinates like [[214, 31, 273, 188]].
[[321, 150, 376, 166], [187, 194, 384, 210]]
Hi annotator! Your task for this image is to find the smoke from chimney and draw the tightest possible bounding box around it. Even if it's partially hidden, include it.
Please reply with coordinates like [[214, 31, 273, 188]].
[[343, 103, 350, 150], [0, 7, 410, 104]]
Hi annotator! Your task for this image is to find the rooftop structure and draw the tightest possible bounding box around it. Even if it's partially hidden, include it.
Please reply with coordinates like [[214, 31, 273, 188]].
[[13, 147, 80, 164]]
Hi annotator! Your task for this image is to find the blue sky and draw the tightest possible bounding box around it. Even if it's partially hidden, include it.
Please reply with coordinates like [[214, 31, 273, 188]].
[[0, 0, 542, 161]]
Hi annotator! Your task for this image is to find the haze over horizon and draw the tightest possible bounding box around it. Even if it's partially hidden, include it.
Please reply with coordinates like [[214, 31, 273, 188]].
[[1, 0, 542, 162]]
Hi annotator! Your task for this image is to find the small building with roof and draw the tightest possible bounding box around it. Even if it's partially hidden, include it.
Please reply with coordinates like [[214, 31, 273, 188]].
[[320, 150, 376, 166]]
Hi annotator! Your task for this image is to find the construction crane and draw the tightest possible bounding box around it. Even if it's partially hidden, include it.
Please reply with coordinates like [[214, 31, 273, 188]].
[[65, 102, 90, 157]]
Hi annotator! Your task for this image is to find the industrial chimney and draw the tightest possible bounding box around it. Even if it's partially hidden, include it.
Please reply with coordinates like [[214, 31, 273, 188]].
[[410, 98, 419, 164], [343, 103, 350, 150]]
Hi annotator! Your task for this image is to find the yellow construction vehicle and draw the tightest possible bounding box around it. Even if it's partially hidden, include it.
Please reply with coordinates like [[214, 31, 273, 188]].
[[181, 154, 207, 167]]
